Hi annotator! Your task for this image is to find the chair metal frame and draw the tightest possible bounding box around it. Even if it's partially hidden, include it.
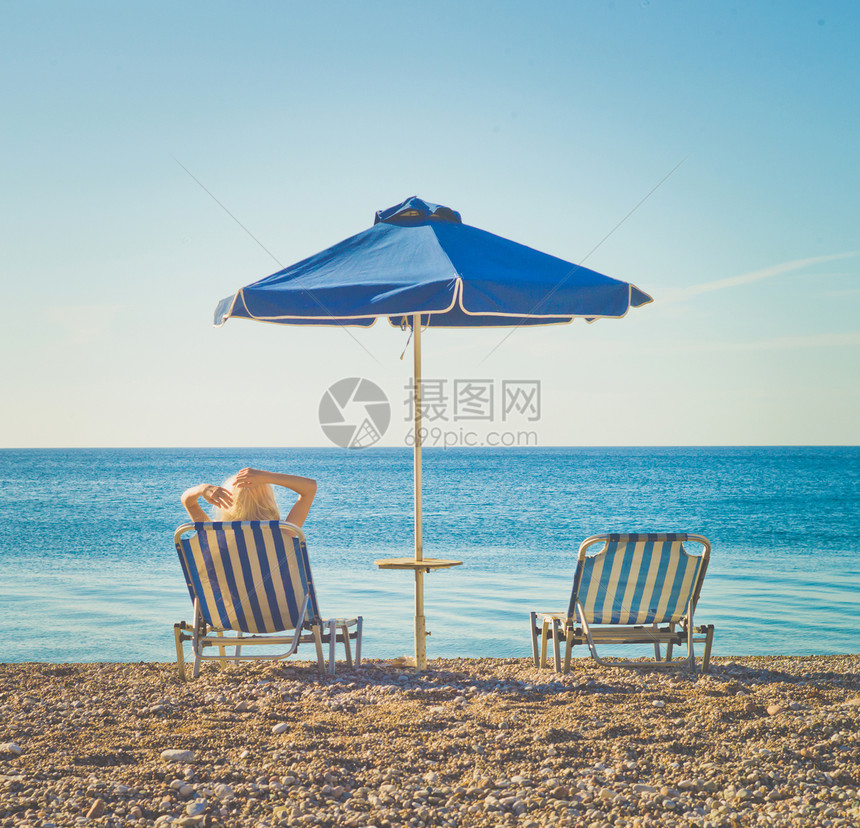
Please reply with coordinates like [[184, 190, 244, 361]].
[[530, 533, 714, 674], [173, 521, 362, 680]]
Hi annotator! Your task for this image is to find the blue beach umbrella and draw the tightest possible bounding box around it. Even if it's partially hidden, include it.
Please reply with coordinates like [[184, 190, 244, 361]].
[[215, 197, 653, 668]]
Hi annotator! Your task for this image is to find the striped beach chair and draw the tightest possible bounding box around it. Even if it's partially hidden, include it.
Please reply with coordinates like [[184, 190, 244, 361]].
[[530, 533, 714, 673], [173, 521, 362, 679]]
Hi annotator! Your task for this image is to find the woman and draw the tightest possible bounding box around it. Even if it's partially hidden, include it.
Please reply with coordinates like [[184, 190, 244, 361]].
[[181, 467, 317, 527]]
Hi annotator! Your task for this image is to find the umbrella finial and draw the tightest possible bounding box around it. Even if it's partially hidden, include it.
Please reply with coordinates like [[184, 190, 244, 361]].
[[375, 197, 462, 226]]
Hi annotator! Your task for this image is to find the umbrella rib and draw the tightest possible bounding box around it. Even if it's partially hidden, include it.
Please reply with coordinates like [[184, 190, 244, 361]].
[[478, 156, 686, 364], [175, 156, 384, 366]]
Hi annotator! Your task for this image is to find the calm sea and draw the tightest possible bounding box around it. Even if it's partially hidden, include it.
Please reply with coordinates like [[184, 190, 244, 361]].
[[1, 447, 858, 663]]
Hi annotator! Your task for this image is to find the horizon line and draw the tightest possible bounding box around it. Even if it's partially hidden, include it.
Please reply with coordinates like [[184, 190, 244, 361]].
[[1, 443, 858, 451]]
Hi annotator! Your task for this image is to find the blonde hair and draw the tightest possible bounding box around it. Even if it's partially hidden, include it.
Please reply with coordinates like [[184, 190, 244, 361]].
[[217, 474, 280, 521]]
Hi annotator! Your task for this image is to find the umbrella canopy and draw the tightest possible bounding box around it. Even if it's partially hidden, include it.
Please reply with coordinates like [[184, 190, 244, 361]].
[[215, 197, 653, 669], [215, 196, 652, 328]]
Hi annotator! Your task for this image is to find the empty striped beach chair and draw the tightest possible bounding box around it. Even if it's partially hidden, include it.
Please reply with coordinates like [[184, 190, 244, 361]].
[[173, 521, 362, 679], [530, 533, 714, 673]]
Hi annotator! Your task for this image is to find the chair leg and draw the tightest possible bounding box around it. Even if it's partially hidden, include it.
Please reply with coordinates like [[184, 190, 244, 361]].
[[529, 612, 540, 667], [551, 618, 562, 673], [235, 630, 243, 665], [665, 623, 675, 663], [683, 620, 695, 672], [701, 625, 714, 674], [579, 614, 602, 665], [174, 624, 187, 682], [328, 620, 337, 676], [563, 627, 574, 675], [540, 618, 550, 668], [354, 618, 363, 667], [217, 630, 228, 671], [191, 600, 203, 679], [312, 624, 325, 675], [341, 623, 353, 667], [652, 624, 661, 661]]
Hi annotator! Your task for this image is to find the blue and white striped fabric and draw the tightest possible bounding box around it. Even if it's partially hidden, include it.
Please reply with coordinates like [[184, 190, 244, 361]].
[[175, 522, 321, 634], [568, 534, 704, 625]]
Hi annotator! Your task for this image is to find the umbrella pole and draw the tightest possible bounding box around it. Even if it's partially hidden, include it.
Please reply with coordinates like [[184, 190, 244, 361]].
[[412, 313, 426, 670]]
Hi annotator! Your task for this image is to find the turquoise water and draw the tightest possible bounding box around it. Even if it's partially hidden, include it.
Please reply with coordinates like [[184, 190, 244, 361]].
[[1, 447, 858, 662]]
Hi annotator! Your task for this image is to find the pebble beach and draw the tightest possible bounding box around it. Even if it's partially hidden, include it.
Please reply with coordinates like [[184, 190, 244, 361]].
[[1, 656, 859, 828]]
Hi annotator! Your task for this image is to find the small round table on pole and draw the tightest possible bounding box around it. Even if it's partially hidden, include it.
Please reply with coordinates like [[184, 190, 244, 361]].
[[375, 558, 463, 573], [375, 557, 463, 669]]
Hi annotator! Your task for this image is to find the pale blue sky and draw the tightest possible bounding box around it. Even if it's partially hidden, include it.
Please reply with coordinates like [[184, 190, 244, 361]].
[[2, 1, 858, 447]]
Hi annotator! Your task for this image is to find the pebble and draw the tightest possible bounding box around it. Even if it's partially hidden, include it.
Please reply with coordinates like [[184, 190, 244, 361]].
[[161, 748, 195, 763], [186, 798, 207, 816], [0, 656, 857, 828], [85, 798, 106, 818], [766, 703, 785, 715]]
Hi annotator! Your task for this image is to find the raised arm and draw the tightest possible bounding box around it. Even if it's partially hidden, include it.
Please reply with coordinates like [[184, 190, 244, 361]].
[[233, 467, 317, 527], [181, 483, 233, 522]]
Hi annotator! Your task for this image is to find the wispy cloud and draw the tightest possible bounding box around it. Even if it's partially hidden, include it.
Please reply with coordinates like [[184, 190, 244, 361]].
[[668, 252, 860, 302], [731, 330, 860, 352], [638, 330, 860, 356]]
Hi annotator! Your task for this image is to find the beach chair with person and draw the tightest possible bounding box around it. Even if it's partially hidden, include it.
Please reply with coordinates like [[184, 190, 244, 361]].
[[173, 520, 362, 679], [530, 533, 714, 674]]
